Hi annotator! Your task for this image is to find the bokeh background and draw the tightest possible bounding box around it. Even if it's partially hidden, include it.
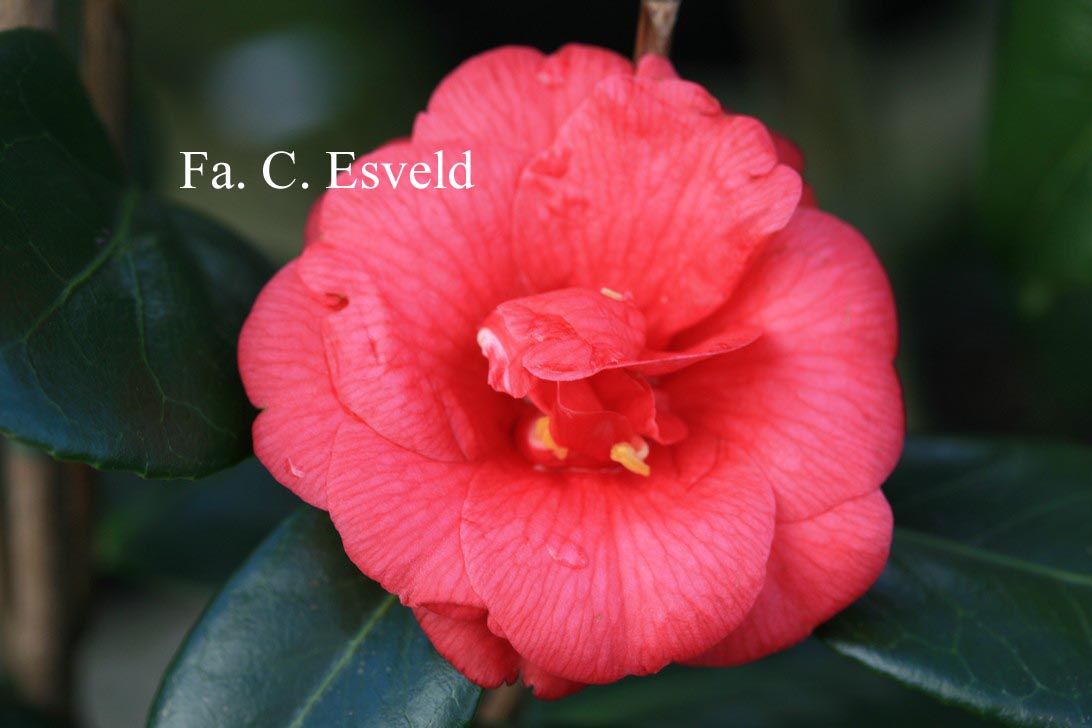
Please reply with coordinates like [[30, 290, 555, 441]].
[[55, 0, 1087, 724]]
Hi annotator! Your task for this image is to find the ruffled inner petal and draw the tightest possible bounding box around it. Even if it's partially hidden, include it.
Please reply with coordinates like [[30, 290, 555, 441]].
[[477, 287, 760, 467], [478, 288, 647, 398], [511, 72, 801, 345]]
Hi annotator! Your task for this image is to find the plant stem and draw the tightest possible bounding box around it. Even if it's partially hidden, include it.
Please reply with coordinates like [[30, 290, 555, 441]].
[[634, 0, 680, 62], [0, 448, 91, 717], [0, 0, 54, 29], [475, 683, 528, 726], [82, 0, 128, 150]]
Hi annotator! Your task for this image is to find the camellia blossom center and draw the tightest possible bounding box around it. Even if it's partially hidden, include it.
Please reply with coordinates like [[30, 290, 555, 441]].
[[476, 287, 762, 476]]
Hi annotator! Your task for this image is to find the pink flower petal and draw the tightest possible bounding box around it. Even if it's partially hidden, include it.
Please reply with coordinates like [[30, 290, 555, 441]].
[[298, 140, 526, 460], [460, 432, 776, 684], [687, 489, 893, 666], [414, 607, 586, 699], [415, 44, 633, 155], [414, 607, 519, 688], [635, 54, 678, 80], [512, 73, 801, 345], [478, 287, 760, 394], [768, 132, 817, 207], [238, 263, 343, 508], [478, 288, 647, 396], [667, 208, 903, 521], [326, 418, 485, 610], [520, 661, 585, 700]]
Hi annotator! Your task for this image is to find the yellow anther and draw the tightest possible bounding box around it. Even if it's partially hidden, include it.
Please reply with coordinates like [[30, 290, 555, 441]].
[[600, 287, 624, 301], [532, 417, 568, 460], [610, 439, 651, 477]]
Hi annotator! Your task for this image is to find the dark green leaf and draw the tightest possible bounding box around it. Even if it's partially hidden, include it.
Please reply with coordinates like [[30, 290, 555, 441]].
[[0, 29, 271, 477], [982, 0, 1092, 295], [522, 640, 997, 728], [148, 506, 480, 728], [95, 457, 298, 584], [820, 438, 1092, 726], [976, 0, 1092, 439]]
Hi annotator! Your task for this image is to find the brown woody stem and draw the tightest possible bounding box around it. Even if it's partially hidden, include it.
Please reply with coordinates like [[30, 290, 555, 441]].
[[475, 683, 528, 726], [81, 0, 128, 149], [634, 0, 681, 61], [0, 449, 91, 717], [0, 0, 54, 29]]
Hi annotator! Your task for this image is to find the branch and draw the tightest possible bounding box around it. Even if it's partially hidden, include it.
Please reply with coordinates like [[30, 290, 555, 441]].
[[634, 0, 681, 61]]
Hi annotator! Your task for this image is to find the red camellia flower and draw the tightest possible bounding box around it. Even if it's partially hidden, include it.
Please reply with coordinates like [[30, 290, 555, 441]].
[[239, 46, 903, 698]]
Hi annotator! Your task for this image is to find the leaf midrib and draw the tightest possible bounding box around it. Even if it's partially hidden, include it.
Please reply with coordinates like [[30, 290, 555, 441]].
[[894, 527, 1092, 588], [284, 593, 398, 728]]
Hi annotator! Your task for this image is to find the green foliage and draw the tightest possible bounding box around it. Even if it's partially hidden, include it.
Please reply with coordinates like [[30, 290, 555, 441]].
[[523, 640, 996, 727], [148, 507, 481, 728], [94, 457, 298, 584], [820, 438, 1092, 726], [0, 29, 270, 477], [977, 0, 1092, 437], [982, 0, 1092, 294]]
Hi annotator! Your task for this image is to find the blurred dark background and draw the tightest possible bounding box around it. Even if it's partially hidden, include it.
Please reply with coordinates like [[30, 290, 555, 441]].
[[53, 0, 1087, 724]]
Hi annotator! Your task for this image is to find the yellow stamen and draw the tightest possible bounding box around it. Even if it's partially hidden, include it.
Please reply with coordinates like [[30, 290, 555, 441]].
[[600, 287, 624, 301], [532, 416, 568, 460], [610, 439, 651, 477]]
